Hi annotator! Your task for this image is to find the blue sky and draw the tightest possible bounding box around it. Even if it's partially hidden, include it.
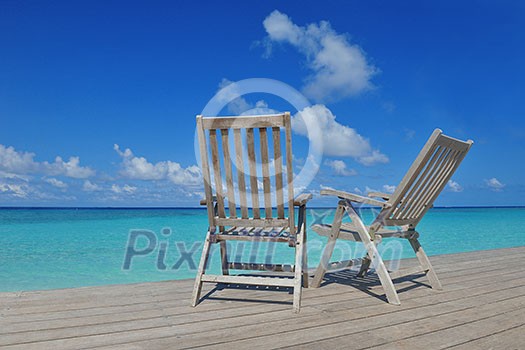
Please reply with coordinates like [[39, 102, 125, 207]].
[[1, 1, 524, 207]]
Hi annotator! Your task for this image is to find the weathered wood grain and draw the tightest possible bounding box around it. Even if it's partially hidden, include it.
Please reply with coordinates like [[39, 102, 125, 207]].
[[0, 247, 523, 350]]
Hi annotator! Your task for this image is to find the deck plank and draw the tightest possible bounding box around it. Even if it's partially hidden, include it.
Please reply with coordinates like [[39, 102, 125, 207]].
[[0, 246, 523, 350], [445, 323, 525, 350], [2, 250, 517, 326]]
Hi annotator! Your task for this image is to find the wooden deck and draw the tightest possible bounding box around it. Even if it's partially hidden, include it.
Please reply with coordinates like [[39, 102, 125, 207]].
[[1, 246, 524, 349]]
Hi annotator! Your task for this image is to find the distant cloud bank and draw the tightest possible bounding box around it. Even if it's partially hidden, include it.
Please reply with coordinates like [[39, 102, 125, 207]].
[[113, 144, 201, 185], [0, 144, 94, 179]]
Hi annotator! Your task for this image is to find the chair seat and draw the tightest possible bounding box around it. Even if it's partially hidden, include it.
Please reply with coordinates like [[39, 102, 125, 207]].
[[214, 226, 296, 243], [312, 222, 417, 241]]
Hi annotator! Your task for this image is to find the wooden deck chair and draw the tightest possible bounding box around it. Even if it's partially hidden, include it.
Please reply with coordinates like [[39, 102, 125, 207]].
[[311, 129, 473, 305], [191, 112, 312, 312]]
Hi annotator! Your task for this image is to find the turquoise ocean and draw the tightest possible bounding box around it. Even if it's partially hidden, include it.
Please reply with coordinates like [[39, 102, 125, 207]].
[[1, 207, 524, 293]]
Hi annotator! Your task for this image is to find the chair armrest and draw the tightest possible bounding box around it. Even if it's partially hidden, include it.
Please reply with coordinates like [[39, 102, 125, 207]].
[[368, 191, 391, 200], [294, 193, 313, 206], [199, 196, 217, 206], [320, 189, 391, 208]]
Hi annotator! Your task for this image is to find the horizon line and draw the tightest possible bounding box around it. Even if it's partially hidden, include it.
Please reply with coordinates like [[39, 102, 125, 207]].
[[0, 206, 524, 210]]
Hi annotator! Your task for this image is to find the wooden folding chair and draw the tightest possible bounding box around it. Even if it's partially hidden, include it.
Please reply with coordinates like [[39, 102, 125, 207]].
[[191, 112, 311, 312], [311, 129, 473, 305]]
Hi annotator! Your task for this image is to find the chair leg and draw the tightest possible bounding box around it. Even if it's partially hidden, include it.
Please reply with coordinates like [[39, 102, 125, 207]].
[[293, 229, 305, 313], [363, 240, 401, 305], [191, 232, 213, 307], [302, 228, 309, 288], [344, 202, 400, 305], [219, 240, 229, 275], [409, 237, 442, 290], [358, 236, 382, 277], [357, 255, 371, 277], [311, 203, 345, 288], [311, 237, 335, 288]]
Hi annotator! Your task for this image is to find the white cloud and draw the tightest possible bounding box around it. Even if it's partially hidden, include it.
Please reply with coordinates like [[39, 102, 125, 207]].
[[0, 171, 29, 181], [382, 101, 396, 113], [111, 184, 137, 194], [0, 145, 38, 173], [325, 159, 357, 176], [485, 178, 505, 192], [217, 79, 253, 115], [46, 156, 95, 179], [293, 105, 388, 165], [44, 177, 68, 189], [83, 180, 102, 192], [0, 144, 94, 179], [365, 186, 378, 194], [447, 180, 463, 193], [217, 79, 276, 116], [358, 150, 390, 166], [319, 184, 335, 191], [0, 181, 29, 198], [383, 184, 396, 193], [404, 128, 416, 141], [262, 10, 377, 102], [216, 85, 388, 166], [346, 185, 396, 196], [255, 100, 268, 108], [114, 144, 201, 185]]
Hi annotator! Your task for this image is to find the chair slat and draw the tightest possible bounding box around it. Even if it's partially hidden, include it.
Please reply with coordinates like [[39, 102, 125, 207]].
[[202, 114, 286, 130], [413, 149, 461, 218], [404, 148, 454, 219], [234, 129, 249, 219], [383, 131, 473, 227], [396, 146, 448, 219], [209, 129, 226, 219], [221, 129, 236, 218], [388, 129, 443, 218], [246, 128, 260, 219], [408, 144, 458, 219], [272, 127, 285, 219], [215, 217, 289, 228], [196, 116, 215, 227], [284, 113, 295, 233], [393, 144, 441, 219], [259, 128, 272, 218], [413, 137, 472, 224]]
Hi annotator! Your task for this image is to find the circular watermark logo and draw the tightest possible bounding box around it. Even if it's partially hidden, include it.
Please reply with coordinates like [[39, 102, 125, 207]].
[[194, 78, 323, 195]]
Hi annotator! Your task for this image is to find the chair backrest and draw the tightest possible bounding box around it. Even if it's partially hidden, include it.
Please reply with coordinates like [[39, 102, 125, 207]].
[[196, 112, 295, 232], [380, 129, 473, 228]]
